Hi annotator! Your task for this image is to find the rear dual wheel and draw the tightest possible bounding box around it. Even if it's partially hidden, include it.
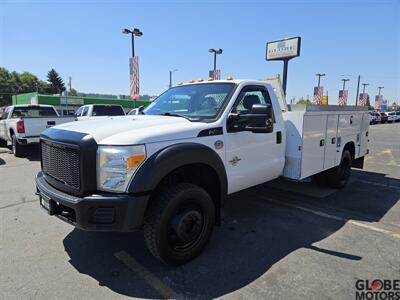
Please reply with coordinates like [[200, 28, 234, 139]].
[[144, 183, 215, 265], [313, 150, 352, 189]]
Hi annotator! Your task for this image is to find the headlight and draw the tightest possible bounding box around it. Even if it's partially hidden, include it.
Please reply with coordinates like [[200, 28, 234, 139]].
[[97, 145, 146, 192]]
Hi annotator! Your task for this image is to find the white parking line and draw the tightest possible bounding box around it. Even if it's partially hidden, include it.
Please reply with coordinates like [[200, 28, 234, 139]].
[[114, 251, 177, 298], [265, 198, 400, 240]]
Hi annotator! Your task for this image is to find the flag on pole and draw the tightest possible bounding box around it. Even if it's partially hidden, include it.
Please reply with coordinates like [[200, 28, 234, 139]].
[[130, 56, 139, 100], [209, 69, 221, 80], [374, 95, 383, 110], [358, 93, 369, 106], [338, 90, 348, 106], [313, 86, 324, 105]]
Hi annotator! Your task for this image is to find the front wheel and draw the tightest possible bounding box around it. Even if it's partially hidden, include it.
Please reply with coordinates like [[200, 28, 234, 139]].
[[326, 150, 352, 189], [12, 135, 25, 157], [144, 183, 215, 265]]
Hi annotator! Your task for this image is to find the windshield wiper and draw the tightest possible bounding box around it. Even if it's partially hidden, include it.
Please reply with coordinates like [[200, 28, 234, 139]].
[[162, 112, 192, 121]]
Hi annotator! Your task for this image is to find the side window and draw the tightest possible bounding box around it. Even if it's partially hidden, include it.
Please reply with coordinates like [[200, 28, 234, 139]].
[[82, 106, 89, 117], [231, 86, 272, 114]]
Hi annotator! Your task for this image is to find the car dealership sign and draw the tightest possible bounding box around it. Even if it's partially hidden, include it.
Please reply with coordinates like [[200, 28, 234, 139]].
[[266, 37, 301, 61]]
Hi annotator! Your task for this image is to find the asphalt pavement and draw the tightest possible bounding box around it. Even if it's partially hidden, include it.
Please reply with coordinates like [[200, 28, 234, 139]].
[[0, 122, 399, 299]]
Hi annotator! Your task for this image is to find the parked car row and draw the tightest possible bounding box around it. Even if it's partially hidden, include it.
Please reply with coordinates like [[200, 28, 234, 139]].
[[370, 111, 400, 124], [0, 104, 127, 157]]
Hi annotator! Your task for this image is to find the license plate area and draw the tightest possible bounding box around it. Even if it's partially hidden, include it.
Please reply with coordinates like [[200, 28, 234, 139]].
[[40, 194, 57, 215]]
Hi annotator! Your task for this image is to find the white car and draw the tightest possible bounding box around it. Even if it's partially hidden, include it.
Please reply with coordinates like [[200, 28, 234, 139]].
[[35, 79, 370, 265], [387, 112, 396, 123], [74, 104, 125, 120], [388, 111, 400, 122]]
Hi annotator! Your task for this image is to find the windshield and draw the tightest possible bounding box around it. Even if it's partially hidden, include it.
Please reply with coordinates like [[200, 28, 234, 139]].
[[12, 106, 57, 117], [92, 105, 125, 116], [143, 83, 235, 121]]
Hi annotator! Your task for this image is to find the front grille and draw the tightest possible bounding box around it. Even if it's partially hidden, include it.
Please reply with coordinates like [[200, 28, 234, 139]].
[[41, 141, 81, 189]]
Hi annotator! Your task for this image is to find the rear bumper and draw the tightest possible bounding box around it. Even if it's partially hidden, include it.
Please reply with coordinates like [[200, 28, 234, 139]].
[[35, 171, 150, 231], [17, 136, 40, 144]]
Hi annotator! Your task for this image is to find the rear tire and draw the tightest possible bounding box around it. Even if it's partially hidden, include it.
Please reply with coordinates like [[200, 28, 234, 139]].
[[326, 150, 352, 189], [12, 135, 25, 157], [144, 183, 215, 265], [313, 171, 328, 186], [0, 138, 6, 147]]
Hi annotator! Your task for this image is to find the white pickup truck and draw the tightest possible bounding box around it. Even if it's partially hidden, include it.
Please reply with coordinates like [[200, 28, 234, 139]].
[[0, 105, 75, 157], [35, 79, 370, 265], [74, 104, 125, 120]]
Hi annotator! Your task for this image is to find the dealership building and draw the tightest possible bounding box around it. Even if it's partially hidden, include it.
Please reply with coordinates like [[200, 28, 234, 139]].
[[12, 92, 151, 115]]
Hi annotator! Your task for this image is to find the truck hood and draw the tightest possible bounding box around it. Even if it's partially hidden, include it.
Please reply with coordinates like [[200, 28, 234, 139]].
[[52, 115, 212, 145]]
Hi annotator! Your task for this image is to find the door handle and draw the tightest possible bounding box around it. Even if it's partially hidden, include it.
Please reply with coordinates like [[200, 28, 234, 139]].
[[276, 131, 282, 144], [320, 139, 325, 147], [331, 137, 336, 144]]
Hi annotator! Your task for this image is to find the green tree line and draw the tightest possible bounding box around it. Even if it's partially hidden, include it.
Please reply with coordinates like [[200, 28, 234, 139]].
[[0, 67, 69, 106]]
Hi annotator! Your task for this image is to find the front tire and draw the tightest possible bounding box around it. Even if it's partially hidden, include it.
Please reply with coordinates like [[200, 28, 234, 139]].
[[144, 183, 215, 265], [326, 150, 352, 189], [12, 135, 25, 157]]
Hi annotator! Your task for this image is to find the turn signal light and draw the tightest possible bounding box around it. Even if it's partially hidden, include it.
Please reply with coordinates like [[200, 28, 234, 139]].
[[16, 121, 25, 133], [127, 154, 145, 168]]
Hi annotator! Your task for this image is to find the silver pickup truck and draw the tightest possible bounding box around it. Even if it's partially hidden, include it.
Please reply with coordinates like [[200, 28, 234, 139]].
[[0, 104, 75, 157]]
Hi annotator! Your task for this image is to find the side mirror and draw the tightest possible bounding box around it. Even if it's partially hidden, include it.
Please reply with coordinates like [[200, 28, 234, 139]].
[[227, 104, 274, 133]]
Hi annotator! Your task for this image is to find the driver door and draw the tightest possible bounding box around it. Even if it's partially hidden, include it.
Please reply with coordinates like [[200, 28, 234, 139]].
[[225, 85, 283, 194]]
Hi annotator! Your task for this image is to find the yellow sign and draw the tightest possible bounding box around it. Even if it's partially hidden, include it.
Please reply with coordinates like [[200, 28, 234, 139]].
[[322, 95, 328, 105]]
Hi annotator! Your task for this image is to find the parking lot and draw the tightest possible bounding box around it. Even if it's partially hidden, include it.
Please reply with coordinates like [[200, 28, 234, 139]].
[[0, 122, 399, 299]]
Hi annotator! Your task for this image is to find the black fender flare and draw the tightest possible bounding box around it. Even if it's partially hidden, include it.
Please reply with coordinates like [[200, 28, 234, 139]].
[[128, 142, 227, 206]]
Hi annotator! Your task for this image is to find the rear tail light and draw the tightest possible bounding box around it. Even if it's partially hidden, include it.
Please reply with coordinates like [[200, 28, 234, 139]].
[[16, 121, 25, 133]]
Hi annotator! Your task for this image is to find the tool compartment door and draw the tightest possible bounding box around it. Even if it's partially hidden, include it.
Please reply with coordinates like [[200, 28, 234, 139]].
[[324, 114, 339, 169], [301, 115, 327, 178], [359, 113, 370, 156]]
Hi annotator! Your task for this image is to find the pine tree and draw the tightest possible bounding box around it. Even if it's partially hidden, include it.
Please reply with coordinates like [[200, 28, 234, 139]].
[[46, 68, 65, 94]]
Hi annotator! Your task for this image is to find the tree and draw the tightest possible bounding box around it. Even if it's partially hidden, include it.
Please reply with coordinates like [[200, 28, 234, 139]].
[[0, 68, 48, 106], [296, 97, 312, 105], [46, 68, 65, 94]]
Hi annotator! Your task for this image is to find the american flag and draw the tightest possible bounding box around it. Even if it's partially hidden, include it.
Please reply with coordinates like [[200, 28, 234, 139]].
[[374, 95, 383, 110], [313, 86, 324, 105], [130, 56, 139, 100], [209, 69, 221, 80], [338, 90, 348, 106], [358, 93, 368, 106]]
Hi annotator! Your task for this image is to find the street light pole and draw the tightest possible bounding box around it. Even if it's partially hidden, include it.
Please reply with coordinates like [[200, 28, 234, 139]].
[[362, 83, 369, 94], [341, 78, 350, 91], [208, 48, 223, 79], [316, 73, 325, 87], [355, 75, 361, 106], [378, 86, 384, 96]]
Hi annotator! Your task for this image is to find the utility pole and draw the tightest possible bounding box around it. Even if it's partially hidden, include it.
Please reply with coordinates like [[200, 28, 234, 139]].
[[68, 76, 72, 92], [378, 86, 384, 96], [169, 69, 177, 89], [355, 75, 361, 106]]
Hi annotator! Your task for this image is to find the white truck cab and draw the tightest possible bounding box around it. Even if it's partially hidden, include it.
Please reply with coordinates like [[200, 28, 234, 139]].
[[74, 104, 125, 120], [35, 80, 369, 265]]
